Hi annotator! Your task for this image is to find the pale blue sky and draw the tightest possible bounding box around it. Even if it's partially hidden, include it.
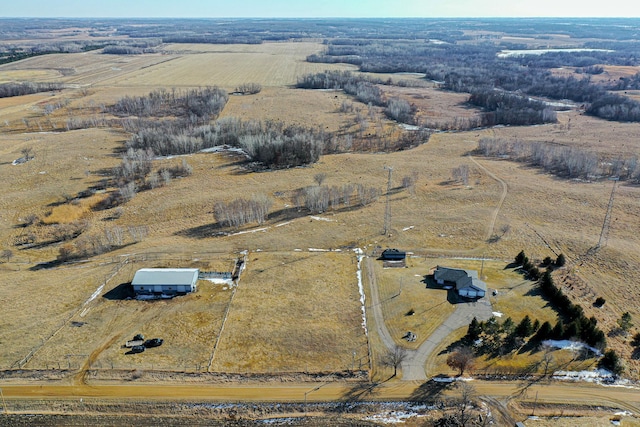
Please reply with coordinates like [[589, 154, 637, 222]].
[[3, 0, 640, 18]]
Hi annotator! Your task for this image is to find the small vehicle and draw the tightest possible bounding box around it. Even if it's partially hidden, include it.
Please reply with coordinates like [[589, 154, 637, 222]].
[[125, 334, 146, 348], [144, 338, 163, 348], [129, 345, 145, 354]]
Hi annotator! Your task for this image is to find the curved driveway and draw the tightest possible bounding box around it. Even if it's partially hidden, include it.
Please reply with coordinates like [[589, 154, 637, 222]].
[[401, 296, 493, 381], [365, 258, 494, 381]]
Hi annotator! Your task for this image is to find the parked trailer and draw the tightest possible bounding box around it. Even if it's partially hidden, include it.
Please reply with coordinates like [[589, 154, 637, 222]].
[[125, 339, 144, 348]]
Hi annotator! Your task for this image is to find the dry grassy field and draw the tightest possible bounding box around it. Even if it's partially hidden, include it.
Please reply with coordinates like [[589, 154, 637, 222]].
[[1, 32, 640, 396], [211, 251, 368, 373]]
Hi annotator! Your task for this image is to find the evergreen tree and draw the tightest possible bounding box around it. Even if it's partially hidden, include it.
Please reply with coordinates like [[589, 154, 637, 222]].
[[532, 321, 553, 342], [532, 318, 540, 332], [515, 315, 534, 337], [555, 253, 566, 267], [551, 319, 565, 340], [465, 317, 482, 342], [618, 312, 633, 332], [599, 349, 623, 375]]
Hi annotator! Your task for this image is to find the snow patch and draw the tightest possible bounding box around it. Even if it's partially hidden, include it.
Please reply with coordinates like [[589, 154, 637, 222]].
[[200, 145, 249, 157], [399, 124, 421, 131], [364, 403, 431, 424], [310, 216, 334, 222], [203, 278, 234, 285], [552, 368, 614, 383], [365, 411, 425, 424], [354, 248, 368, 336], [275, 221, 292, 227], [229, 227, 269, 236], [402, 226, 414, 231], [259, 417, 303, 425], [543, 339, 602, 356], [84, 284, 104, 306], [308, 248, 329, 252], [492, 311, 503, 317]]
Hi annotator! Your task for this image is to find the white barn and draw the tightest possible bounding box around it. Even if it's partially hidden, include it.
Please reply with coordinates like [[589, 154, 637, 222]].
[[131, 268, 199, 296], [433, 266, 487, 298]]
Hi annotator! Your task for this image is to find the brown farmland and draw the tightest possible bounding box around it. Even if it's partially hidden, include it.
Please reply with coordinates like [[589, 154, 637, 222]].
[[1, 27, 640, 426]]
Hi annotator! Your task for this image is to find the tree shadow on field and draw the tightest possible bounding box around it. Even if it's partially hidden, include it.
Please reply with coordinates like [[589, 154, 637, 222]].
[[176, 203, 368, 239], [340, 381, 381, 402], [103, 282, 134, 300], [409, 379, 451, 403]]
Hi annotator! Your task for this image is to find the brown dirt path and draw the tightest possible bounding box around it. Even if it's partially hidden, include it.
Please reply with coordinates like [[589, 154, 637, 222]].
[[2, 380, 640, 413]]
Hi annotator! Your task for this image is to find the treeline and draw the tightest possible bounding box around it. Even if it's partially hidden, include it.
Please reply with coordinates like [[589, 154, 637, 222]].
[[162, 36, 262, 44], [477, 137, 640, 181], [537, 268, 606, 350], [104, 148, 193, 208], [309, 37, 640, 122], [0, 82, 64, 99], [459, 250, 613, 370], [513, 250, 607, 350], [58, 225, 149, 262], [294, 183, 380, 213], [297, 70, 387, 106], [212, 181, 381, 230], [213, 195, 273, 228], [110, 87, 228, 123], [124, 118, 327, 168], [586, 93, 640, 122], [297, 71, 417, 124], [0, 40, 107, 64], [468, 90, 557, 126]]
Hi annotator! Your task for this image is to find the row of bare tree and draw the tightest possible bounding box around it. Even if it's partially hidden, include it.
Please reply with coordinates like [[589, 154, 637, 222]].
[[213, 195, 273, 228], [110, 87, 228, 124], [477, 137, 640, 181], [0, 82, 64, 99], [293, 183, 380, 214]]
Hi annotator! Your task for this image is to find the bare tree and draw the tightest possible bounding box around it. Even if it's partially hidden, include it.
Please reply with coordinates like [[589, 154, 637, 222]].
[[1, 249, 13, 262], [446, 346, 475, 376], [454, 382, 477, 427], [128, 225, 149, 242], [451, 164, 470, 185], [314, 172, 327, 186], [20, 146, 34, 160], [381, 345, 407, 378]]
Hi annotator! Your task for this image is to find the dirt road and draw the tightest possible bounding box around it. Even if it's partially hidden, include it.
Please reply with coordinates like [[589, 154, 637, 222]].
[[2, 380, 639, 414]]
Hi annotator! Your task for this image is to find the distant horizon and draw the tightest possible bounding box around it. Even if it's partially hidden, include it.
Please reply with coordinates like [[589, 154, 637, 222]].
[[3, 16, 640, 20], [4, 0, 640, 19]]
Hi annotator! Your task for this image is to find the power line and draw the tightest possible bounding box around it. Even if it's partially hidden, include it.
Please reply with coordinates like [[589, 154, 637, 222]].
[[595, 177, 618, 251], [383, 166, 393, 235]]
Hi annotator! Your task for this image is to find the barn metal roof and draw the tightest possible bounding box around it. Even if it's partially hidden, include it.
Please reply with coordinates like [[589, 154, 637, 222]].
[[132, 268, 199, 286]]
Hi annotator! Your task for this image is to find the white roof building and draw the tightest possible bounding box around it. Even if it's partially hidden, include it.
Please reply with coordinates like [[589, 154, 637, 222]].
[[131, 268, 199, 295]]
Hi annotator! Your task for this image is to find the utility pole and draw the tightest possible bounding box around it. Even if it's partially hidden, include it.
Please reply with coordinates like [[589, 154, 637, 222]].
[[0, 387, 7, 414], [595, 177, 618, 250], [383, 166, 393, 235]]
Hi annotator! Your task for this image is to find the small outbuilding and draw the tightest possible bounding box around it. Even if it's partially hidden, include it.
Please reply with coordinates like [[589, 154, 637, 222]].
[[131, 268, 199, 296], [433, 266, 487, 299], [380, 248, 406, 261]]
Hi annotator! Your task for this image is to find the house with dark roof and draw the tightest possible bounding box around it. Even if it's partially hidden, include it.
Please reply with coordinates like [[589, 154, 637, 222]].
[[433, 266, 487, 298]]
